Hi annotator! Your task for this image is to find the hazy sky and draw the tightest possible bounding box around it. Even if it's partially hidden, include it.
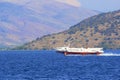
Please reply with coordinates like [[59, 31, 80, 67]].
[[79, 0, 120, 12], [56, 0, 120, 12], [0, 0, 119, 12]]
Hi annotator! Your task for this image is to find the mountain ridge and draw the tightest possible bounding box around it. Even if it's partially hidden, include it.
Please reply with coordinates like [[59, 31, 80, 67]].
[[0, 1, 98, 47], [16, 9, 120, 50]]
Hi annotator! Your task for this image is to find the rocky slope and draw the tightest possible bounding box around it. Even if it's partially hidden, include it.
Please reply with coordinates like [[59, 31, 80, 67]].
[[0, 1, 98, 48], [16, 10, 120, 50]]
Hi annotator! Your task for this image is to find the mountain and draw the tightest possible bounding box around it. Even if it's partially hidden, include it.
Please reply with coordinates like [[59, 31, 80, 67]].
[[0, 1, 98, 47], [17, 10, 120, 50]]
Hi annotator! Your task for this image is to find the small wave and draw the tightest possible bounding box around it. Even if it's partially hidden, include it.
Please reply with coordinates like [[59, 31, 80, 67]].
[[66, 53, 120, 56], [99, 53, 120, 56]]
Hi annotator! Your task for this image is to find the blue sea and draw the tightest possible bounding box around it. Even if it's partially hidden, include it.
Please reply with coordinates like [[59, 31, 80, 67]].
[[0, 50, 120, 80]]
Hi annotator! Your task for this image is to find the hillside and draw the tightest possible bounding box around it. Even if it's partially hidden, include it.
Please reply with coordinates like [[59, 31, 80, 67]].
[[15, 10, 120, 50], [0, 1, 98, 48]]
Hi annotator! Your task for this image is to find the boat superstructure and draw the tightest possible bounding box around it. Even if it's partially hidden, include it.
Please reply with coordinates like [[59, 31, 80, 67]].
[[55, 47, 104, 55]]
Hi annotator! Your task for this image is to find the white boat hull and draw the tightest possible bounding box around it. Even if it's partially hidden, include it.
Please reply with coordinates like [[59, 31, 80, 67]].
[[56, 47, 104, 55]]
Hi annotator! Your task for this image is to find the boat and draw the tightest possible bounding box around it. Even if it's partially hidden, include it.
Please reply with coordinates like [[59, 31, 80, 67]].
[[55, 47, 104, 55]]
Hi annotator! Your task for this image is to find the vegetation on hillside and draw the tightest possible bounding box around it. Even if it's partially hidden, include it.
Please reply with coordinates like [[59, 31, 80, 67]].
[[13, 10, 120, 50]]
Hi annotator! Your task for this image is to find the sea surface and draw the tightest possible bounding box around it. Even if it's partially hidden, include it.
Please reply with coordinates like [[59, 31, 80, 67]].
[[0, 50, 120, 80]]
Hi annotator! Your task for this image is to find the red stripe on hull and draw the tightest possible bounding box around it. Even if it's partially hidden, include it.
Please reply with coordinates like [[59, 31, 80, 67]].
[[57, 51, 102, 55], [64, 52, 102, 55]]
